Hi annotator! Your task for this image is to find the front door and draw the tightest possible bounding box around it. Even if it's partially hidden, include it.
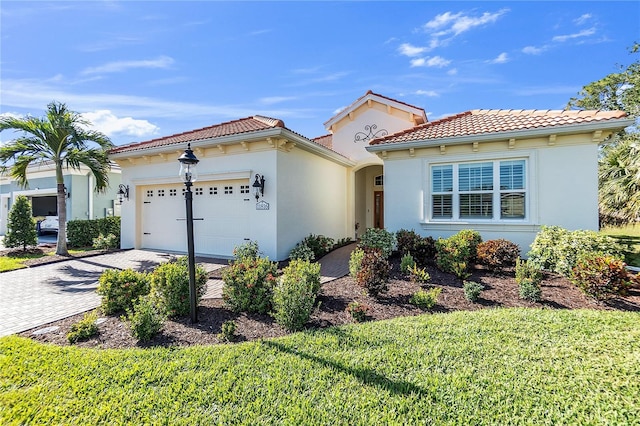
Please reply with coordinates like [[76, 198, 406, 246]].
[[374, 191, 384, 229]]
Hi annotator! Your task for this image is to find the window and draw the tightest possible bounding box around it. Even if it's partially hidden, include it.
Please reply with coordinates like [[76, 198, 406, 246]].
[[146, 190, 154, 197], [430, 159, 526, 221], [195, 187, 203, 196], [374, 175, 384, 186], [209, 187, 218, 195], [224, 186, 233, 194], [240, 185, 249, 194], [169, 189, 177, 197], [157, 189, 165, 197]]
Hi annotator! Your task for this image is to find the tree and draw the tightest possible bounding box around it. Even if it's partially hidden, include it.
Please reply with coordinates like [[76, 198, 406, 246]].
[[567, 43, 640, 224], [3, 195, 38, 251], [0, 102, 114, 255]]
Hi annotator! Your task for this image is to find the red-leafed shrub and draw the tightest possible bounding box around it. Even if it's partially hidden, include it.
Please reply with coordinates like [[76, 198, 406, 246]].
[[356, 248, 391, 297], [396, 229, 436, 266], [570, 255, 634, 300], [477, 239, 520, 271]]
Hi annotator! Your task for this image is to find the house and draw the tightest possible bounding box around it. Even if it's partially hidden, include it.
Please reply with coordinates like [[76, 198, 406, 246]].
[[109, 91, 632, 260], [0, 162, 122, 234]]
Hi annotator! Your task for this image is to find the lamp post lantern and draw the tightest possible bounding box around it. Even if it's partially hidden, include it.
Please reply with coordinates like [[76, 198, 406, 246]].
[[178, 143, 200, 323]]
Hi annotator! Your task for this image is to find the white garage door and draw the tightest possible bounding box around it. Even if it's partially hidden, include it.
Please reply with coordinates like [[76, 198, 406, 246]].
[[140, 179, 252, 257]]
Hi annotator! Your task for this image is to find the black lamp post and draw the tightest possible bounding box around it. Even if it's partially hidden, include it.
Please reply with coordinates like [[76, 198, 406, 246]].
[[178, 143, 200, 323]]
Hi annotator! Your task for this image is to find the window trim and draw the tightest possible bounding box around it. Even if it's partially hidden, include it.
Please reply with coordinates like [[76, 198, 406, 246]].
[[424, 152, 534, 224]]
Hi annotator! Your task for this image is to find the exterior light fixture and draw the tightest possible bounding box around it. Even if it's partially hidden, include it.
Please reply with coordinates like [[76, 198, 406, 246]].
[[116, 184, 129, 205], [252, 174, 265, 201], [178, 143, 200, 323]]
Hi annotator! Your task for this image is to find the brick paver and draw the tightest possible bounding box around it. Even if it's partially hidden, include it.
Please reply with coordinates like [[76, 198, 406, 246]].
[[0, 244, 355, 337]]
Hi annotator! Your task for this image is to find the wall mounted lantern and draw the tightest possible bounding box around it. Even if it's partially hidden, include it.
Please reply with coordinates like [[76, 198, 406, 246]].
[[252, 174, 265, 201], [177, 143, 200, 323], [116, 184, 129, 205]]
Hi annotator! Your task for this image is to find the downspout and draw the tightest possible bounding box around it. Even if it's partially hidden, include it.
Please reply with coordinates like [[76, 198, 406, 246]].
[[88, 172, 94, 219]]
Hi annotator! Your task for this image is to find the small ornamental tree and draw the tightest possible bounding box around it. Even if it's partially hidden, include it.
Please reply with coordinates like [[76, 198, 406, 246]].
[[3, 195, 37, 251]]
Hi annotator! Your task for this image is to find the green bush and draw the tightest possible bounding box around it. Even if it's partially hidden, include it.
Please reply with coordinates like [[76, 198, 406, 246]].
[[396, 229, 437, 266], [297, 234, 335, 260], [349, 247, 365, 279], [346, 301, 369, 322], [92, 233, 119, 250], [463, 281, 484, 302], [289, 242, 315, 261], [515, 258, 543, 286], [477, 239, 520, 271], [410, 287, 441, 309], [435, 229, 482, 278], [3, 195, 37, 251], [570, 255, 635, 300], [222, 257, 278, 314], [355, 248, 391, 297], [400, 253, 416, 273], [409, 264, 431, 284], [271, 260, 321, 331], [358, 228, 396, 258], [97, 269, 151, 315], [67, 217, 121, 248], [125, 296, 165, 342], [528, 226, 623, 276], [150, 257, 208, 317], [232, 240, 260, 262], [519, 278, 542, 302], [218, 320, 237, 342], [67, 311, 99, 344]]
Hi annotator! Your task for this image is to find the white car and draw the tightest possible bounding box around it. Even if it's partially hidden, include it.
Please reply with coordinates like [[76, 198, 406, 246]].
[[38, 216, 59, 235]]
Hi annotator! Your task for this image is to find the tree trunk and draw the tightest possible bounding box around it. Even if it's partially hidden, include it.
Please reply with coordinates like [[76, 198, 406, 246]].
[[56, 183, 69, 256]]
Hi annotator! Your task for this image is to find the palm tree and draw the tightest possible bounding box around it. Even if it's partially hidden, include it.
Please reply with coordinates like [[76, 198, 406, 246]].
[[599, 134, 640, 223], [0, 101, 114, 255]]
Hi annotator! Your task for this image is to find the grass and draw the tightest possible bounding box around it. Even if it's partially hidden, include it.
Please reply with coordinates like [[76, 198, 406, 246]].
[[0, 246, 100, 272], [602, 224, 640, 267], [1, 309, 639, 425]]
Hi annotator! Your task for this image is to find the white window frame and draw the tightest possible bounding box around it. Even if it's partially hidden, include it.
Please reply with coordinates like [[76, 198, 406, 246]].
[[425, 152, 533, 224]]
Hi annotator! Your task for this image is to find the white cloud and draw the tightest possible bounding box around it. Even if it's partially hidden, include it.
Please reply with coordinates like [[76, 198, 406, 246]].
[[410, 58, 426, 67], [0, 112, 23, 120], [490, 52, 509, 64], [552, 28, 596, 43], [258, 96, 297, 105], [81, 56, 174, 75], [415, 90, 439, 97], [447, 68, 458, 75], [574, 13, 592, 25], [522, 45, 545, 55], [410, 56, 451, 68], [80, 110, 159, 137], [423, 9, 509, 37], [398, 43, 429, 57]]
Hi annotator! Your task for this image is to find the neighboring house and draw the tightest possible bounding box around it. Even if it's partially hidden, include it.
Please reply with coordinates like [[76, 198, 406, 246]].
[[0, 162, 122, 235], [109, 91, 632, 260]]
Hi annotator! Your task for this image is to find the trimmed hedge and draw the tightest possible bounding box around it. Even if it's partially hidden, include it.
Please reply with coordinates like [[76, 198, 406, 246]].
[[67, 217, 121, 248]]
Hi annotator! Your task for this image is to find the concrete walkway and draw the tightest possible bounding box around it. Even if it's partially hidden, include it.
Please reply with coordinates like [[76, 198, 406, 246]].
[[0, 244, 354, 337]]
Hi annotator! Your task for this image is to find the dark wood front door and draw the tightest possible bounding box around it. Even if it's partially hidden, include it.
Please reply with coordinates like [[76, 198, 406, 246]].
[[374, 191, 384, 229]]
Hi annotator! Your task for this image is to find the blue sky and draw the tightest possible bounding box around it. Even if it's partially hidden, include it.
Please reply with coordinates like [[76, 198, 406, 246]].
[[1, 1, 638, 146]]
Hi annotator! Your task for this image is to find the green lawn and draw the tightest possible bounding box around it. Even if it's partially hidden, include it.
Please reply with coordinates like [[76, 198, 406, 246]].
[[0, 247, 99, 272], [1, 309, 639, 425], [602, 224, 640, 267]]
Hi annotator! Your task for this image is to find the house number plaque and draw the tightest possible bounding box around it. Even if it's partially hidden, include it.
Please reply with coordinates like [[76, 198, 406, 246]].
[[256, 200, 270, 210]]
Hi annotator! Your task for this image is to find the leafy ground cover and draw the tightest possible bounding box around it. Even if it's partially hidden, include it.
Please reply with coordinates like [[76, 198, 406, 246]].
[[2, 309, 639, 424]]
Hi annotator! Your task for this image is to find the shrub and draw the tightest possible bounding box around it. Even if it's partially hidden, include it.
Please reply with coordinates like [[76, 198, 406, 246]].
[[435, 229, 482, 277], [463, 281, 484, 302], [346, 301, 369, 322], [298, 234, 335, 260], [409, 288, 441, 309], [233, 240, 260, 262], [358, 228, 396, 258], [125, 296, 165, 342], [400, 253, 416, 273], [515, 258, 543, 286], [396, 230, 437, 266], [150, 257, 208, 317], [518, 278, 542, 303], [222, 257, 278, 314], [409, 264, 431, 284], [570, 255, 635, 300], [3, 195, 37, 251], [349, 247, 365, 279], [218, 320, 237, 342], [528, 226, 623, 276], [97, 269, 151, 315], [67, 312, 99, 344], [92, 233, 119, 250], [67, 217, 121, 248], [289, 242, 315, 261], [271, 260, 321, 331], [477, 239, 520, 271], [355, 248, 391, 297]]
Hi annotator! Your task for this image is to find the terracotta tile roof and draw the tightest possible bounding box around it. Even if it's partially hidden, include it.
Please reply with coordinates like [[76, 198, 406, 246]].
[[110, 115, 286, 154], [369, 109, 629, 145], [313, 134, 333, 149]]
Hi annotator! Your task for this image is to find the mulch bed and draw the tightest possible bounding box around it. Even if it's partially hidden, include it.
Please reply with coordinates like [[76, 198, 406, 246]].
[[18, 254, 640, 349], [1, 244, 111, 267]]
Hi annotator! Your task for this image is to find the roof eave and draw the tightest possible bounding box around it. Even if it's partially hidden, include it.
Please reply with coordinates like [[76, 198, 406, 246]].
[[366, 118, 635, 152]]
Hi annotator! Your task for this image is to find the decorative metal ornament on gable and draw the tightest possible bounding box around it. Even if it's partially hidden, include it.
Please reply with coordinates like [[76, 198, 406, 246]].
[[354, 124, 388, 143]]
